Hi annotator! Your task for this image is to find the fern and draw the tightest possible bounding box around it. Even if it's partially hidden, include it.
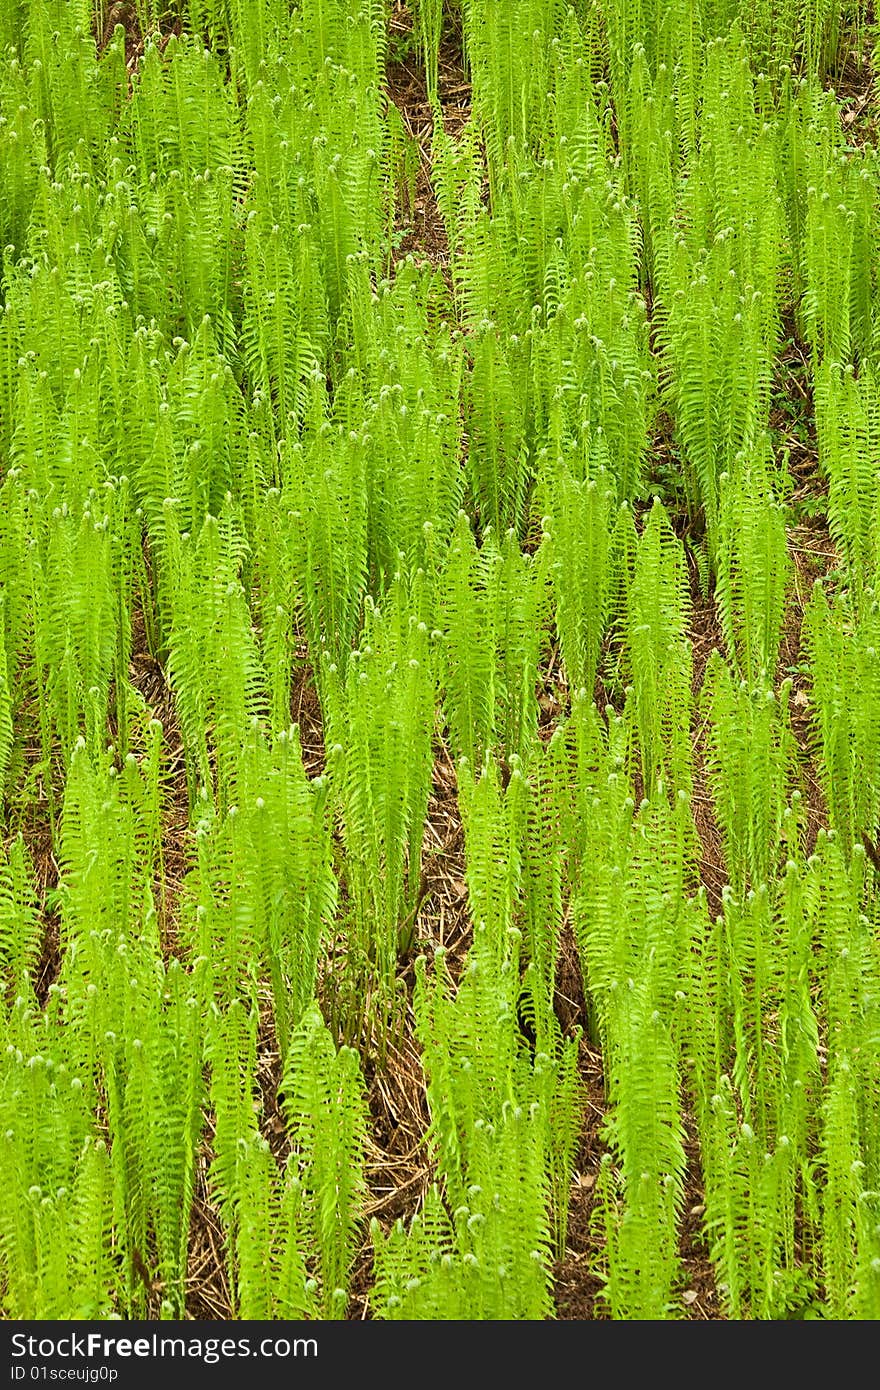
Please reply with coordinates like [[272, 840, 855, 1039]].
[[814, 359, 880, 605], [0, 835, 41, 1008], [324, 576, 435, 1041], [281, 1004, 369, 1318], [702, 654, 798, 896], [538, 464, 616, 700], [574, 790, 697, 1318], [715, 453, 790, 687], [623, 499, 693, 799], [805, 584, 880, 857]]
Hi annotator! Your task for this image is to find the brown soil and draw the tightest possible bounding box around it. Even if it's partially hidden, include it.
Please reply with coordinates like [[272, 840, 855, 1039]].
[[828, 2, 878, 146], [291, 654, 326, 779], [95, 1, 144, 65], [385, 3, 470, 280]]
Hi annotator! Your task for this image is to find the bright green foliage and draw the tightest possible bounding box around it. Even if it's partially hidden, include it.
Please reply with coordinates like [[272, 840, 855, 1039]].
[[0, 836, 41, 1006], [0, 731, 205, 1320], [465, 326, 531, 536], [462, 0, 558, 163], [439, 515, 497, 767], [324, 578, 435, 1037], [346, 264, 464, 583], [440, 520, 550, 769], [625, 34, 783, 560], [281, 1005, 369, 1319], [165, 508, 267, 808], [371, 753, 581, 1320], [703, 656, 799, 896], [188, 724, 337, 1059], [58, 743, 204, 1317], [208, 986, 368, 1322], [805, 585, 880, 857], [456, 756, 528, 955], [685, 873, 813, 1319], [797, 133, 876, 371], [538, 466, 616, 701], [2, 0, 879, 1327], [28, 494, 129, 768], [206, 1000, 318, 1320], [812, 839, 880, 1320], [371, 1186, 474, 1318], [283, 422, 369, 707], [623, 500, 693, 799], [229, 1135, 319, 1321], [521, 729, 569, 1055], [372, 1088, 555, 1319], [404, 944, 576, 1319], [483, 531, 551, 767], [435, 3, 652, 519], [715, 456, 790, 687], [685, 836, 880, 1319], [605, 0, 856, 129], [815, 360, 880, 603], [0, 1017, 116, 1319], [574, 786, 696, 1317]]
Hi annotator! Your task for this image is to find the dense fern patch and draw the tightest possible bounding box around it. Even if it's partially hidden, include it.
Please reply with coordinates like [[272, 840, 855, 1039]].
[[1, 0, 879, 1321]]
